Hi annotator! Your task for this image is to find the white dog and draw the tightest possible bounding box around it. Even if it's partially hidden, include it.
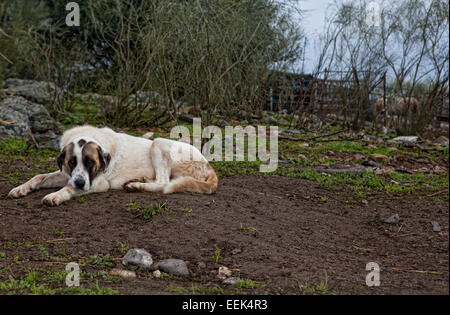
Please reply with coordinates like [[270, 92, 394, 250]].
[[8, 125, 218, 206]]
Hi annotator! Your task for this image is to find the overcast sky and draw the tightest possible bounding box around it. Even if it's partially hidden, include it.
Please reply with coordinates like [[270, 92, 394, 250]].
[[293, 0, 334, 73]]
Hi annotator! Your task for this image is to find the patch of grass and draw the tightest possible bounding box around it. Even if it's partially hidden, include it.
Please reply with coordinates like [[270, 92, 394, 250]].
[[80, 254, 115, 268], [160, 272, 174, 279], [117, 242, 130, 256], [235, 278, 263, 289], [212, 248, 222, 263], [0, 137, 28, 153], [240, 223, 257, 233], [167, 285, 186, 293], [73, 195, 96, 203], [126, 201, 172, 220], [0, 269, 119, 295], [297, 273, 337, 295], [181, 207, 193, 213]]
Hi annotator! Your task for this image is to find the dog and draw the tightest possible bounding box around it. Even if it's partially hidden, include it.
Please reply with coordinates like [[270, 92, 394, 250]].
[[7, 125, 218, 206]]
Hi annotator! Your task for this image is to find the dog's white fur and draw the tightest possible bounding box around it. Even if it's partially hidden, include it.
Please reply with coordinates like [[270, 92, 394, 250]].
[[8, 125, 218, 206]]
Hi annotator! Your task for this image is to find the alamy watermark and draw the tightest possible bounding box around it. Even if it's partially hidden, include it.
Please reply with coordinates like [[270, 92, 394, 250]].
[[65, 262, 80, 287], [169, 118, 279, 172], [65, 2, 80, 27], [366, 2, 381, 27], [365, 262, 381, 286]]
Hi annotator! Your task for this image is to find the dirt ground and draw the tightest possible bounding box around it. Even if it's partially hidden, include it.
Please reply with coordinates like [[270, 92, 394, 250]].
[[1, 168, 448, 294]]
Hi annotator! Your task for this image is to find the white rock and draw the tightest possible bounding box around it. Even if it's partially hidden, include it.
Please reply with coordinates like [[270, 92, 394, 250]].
[[109, 268, 136, 279], [122, 249, 153, 269], [391, 136, 418, 143], [217, 266, 232, 280], [152, 270, 161, 278]]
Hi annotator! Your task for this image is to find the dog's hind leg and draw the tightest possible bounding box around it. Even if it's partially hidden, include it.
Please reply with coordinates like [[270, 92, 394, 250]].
[[8, 171, 69, 199], [124, 139, 171, 193]]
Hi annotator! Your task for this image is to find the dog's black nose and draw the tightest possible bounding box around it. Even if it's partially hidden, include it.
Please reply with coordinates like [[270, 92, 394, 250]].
[[74, 178, 85, 189]]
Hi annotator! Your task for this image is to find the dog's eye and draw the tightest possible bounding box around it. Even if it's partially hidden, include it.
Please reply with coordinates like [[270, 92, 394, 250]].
[[68, 157, 77, 169], [84, 157, 93, 168]]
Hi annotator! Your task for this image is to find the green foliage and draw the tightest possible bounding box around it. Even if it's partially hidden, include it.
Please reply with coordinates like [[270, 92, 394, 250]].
[[212, 248, 222, 263], [1, 0, 303, 126], [0, 269, 119, 295], [235, 278, 263, 289], [126, 201, 172, 220]]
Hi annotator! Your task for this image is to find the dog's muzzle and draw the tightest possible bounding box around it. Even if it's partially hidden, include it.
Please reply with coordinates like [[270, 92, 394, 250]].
[[74, 178, 86, 190]]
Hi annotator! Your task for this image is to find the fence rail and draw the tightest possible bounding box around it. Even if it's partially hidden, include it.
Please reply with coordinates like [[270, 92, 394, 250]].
[[266, 72, 449, 123]]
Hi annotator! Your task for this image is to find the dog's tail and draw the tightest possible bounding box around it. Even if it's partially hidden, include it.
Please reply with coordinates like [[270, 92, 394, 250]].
[[164, 164, 218, 194]]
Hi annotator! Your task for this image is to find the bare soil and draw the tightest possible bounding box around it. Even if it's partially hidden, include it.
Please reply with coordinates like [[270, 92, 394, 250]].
[[0, 165, 448, 295]]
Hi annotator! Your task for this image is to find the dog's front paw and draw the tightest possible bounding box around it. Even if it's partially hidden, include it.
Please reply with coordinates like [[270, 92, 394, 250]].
[[8, 184, 32, 199], [42, 192, 65, 206], [123, 182, 140, 192], [124, 182, 150, 192]]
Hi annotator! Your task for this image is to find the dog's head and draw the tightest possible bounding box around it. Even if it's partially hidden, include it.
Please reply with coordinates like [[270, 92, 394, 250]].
[[57, 139, 110, 191]]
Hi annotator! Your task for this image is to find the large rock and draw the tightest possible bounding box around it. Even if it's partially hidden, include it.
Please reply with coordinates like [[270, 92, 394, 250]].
[[368, 153, 390, 164], [1, 78, 63, 105], [0, 96, 61, 148]]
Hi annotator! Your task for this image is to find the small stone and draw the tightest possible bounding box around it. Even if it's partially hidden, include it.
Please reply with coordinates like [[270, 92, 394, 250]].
[[217, 266, 232, 280], [122, 249, 153, 269], [151, 259, 189, 277], [430, 221, 441, 233], [353, 153, 365, 161], [231, 248, 242, 255], [387, 147, 398, 152], [362, 159, 382, 168], [361, 199, 369, 205], [222, 277, 239, 285], [297, 154, 308, 162], [264, 116, 278, 124], [197, 262, 206, 269], [369, 153, 390, 164], [216, 120, 231, 128], [109, 268, 136, 279], [152, 270, 161, 278], [374, 166, 395, 175], [379, 213, 400, 224]]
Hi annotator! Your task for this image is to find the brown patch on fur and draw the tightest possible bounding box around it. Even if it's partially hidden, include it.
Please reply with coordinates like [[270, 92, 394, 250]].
[[78, 139, 87, 147], [82, 142, 109, 184], [169, 162, 218, 194], [57, 143, 75, 174]]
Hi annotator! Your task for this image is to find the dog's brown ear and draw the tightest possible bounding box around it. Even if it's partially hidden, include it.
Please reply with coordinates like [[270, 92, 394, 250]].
[[57, 143, 74, 172], [57, 150, 66, 172], [97, 146, 110, 172]]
